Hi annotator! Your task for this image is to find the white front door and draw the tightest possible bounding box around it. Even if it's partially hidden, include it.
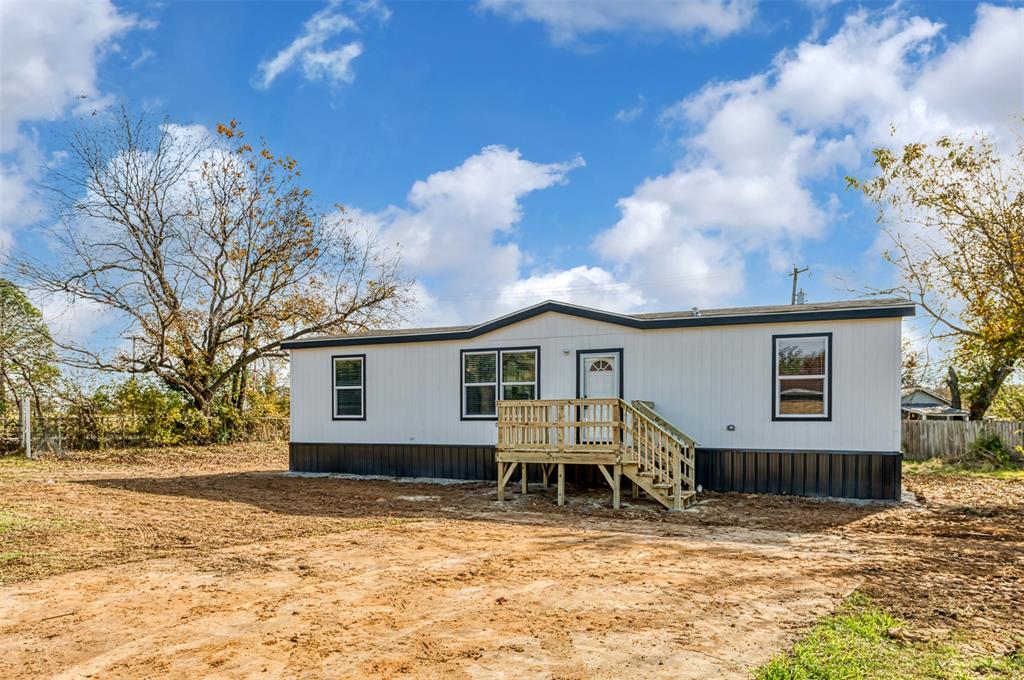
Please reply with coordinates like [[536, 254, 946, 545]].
[[580, 352, 620, 443], [581, 354, 618, 399]]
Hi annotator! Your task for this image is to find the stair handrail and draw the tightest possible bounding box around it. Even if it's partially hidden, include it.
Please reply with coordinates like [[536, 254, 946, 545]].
[[629, 400, 698, 448], [619, 398, 697, 510]]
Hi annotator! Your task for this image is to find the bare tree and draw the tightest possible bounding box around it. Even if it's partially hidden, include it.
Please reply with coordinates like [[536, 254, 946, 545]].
[[847, 130, 1023, 419], [900, 337, 928, 388], [18, 110, 410, 424]]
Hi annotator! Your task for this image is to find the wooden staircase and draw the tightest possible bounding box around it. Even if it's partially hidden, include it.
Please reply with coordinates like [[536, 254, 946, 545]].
[[620, 400, 697, 510], [495, 398, 698, 510]]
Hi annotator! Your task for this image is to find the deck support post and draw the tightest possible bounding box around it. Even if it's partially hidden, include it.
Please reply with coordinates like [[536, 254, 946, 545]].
[[497, 461, 505, 502], [613, 464, 621, 509], [673, 451, 683, 511], [495, 397, 696, 513]]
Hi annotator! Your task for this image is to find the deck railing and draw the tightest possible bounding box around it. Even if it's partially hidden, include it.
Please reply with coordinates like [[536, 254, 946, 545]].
[[496, 398, 697, 509], [496, 398, 622, 454]]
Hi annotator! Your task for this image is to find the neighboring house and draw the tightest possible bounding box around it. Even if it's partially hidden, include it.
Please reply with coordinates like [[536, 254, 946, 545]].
[[284, 298, 915, 501], [901, 386, 969, 420]]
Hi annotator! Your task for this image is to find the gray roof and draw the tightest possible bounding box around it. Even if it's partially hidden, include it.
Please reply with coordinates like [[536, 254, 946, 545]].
[[901, 386, 952, 405], [902, 404, 969, 418], [632, 298, 912, 319], [282, 297, 915, 349]]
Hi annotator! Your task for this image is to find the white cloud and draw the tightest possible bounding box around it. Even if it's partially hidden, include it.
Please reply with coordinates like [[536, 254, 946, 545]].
[[361, 145, 583, 282], [595, 4, 1024, 309], [498, 266, 645, 313], [300, 41, 363, 85], [0, 0, 134, 151], [130, 48, 155, 69], [353, 145, 643, 324], [0, 0, 135, 258], [615, 94, 646, 123], [914, 5, 1024, 136], [36, 293, 113, 346], [480, 0, 756, 44], [255, 0, 387, 89]]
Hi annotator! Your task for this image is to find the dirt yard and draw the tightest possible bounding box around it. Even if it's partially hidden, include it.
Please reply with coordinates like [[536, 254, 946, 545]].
[[1, 444, 1021, 679]]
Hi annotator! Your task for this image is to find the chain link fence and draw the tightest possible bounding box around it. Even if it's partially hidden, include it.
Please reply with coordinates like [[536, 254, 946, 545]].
[[0, 410, 20, 454], [2, 412, 289, 457]]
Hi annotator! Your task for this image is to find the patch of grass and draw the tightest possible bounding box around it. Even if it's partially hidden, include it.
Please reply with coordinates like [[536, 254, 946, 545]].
[[0, 510, 38, 534], [0, 550, 32, 564], [755, 592, 1024, 680], [0, 455, 42, 469], [904, 458, 1024, 480]]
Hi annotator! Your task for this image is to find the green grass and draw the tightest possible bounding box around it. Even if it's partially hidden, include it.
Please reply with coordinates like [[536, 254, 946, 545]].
[[0, 550, 32, 564], [0, 454, 42, 468], [0, 510, 38, 534], [904, 459, 1024, 480], [755, 593, 1024, 680]]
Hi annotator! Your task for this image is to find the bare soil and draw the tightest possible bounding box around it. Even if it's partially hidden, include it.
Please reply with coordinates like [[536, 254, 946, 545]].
[[0, 444, 1021, 679]]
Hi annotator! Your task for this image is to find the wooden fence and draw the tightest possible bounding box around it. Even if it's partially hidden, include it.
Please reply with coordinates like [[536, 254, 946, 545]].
[[901, 420, 1024, 461]]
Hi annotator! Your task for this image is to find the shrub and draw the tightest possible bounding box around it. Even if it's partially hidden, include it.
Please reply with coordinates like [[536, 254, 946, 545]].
[[966, 432, 1011, 467]]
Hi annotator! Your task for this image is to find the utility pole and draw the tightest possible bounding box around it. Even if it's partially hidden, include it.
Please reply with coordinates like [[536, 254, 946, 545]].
[[789, 265, 810, 305], [129, 335, 143, 367]]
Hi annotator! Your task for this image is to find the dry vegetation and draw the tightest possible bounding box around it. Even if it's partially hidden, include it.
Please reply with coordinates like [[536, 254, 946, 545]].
[[0, 444, 1021, 678]]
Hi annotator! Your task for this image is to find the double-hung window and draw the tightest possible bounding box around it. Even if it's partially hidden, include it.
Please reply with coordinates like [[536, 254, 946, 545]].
[[333, 355, 365, 419], [773, 334, 831, 420], [462, 351, 498, 418], [462, 348, 538, 418]]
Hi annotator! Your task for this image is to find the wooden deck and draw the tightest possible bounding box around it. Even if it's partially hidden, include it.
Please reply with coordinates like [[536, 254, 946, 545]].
[[496, 398, 697, 510]]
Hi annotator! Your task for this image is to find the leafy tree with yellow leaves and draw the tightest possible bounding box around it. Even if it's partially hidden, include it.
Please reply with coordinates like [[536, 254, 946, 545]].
[[848, 131, 1023, 420], [0, 279, 58, 419]]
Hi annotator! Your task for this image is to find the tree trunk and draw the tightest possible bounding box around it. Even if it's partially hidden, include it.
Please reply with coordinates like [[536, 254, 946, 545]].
[[236, 365, 247, 412], [946, 367, 962, 411], [192, 392, 216, 444], [967, 363, 1013, 421]]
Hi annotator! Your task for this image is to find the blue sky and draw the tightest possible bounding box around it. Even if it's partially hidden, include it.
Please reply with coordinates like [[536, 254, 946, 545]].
[[1, 0, 1022, 341]]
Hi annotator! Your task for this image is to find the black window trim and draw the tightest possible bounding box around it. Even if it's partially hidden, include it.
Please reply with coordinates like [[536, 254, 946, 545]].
[[459, 346, 541, 421], [771, 332, 832, 422], [332, 353, 366, 421]]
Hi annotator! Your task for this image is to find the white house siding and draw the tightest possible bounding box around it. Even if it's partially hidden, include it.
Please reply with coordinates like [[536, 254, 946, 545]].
[[289, 311, 902, 453]]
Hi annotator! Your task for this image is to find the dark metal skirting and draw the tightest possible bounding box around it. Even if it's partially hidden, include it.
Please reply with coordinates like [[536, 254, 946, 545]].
[[288, 442, 608, 484], [289, 443, 902, 500], [694, 449, 902, 500], [289, 443, 495, 479]]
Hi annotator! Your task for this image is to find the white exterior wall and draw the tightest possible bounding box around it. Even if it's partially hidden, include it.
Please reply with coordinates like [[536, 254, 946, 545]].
[[290, 311, 902, 452]]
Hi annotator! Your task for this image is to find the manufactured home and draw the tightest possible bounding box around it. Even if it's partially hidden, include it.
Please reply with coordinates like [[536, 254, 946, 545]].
[[283, 298, 914, 506]]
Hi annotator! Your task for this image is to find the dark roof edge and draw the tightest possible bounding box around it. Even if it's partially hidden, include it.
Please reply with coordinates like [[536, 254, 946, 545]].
[[281, 300, 915, 350]]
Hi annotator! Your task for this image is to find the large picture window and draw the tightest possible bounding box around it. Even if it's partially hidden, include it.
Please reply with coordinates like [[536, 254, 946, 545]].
[[333, 355, 365, 420], [773, 334, 831, 420], [461, 347, 539, 419]]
